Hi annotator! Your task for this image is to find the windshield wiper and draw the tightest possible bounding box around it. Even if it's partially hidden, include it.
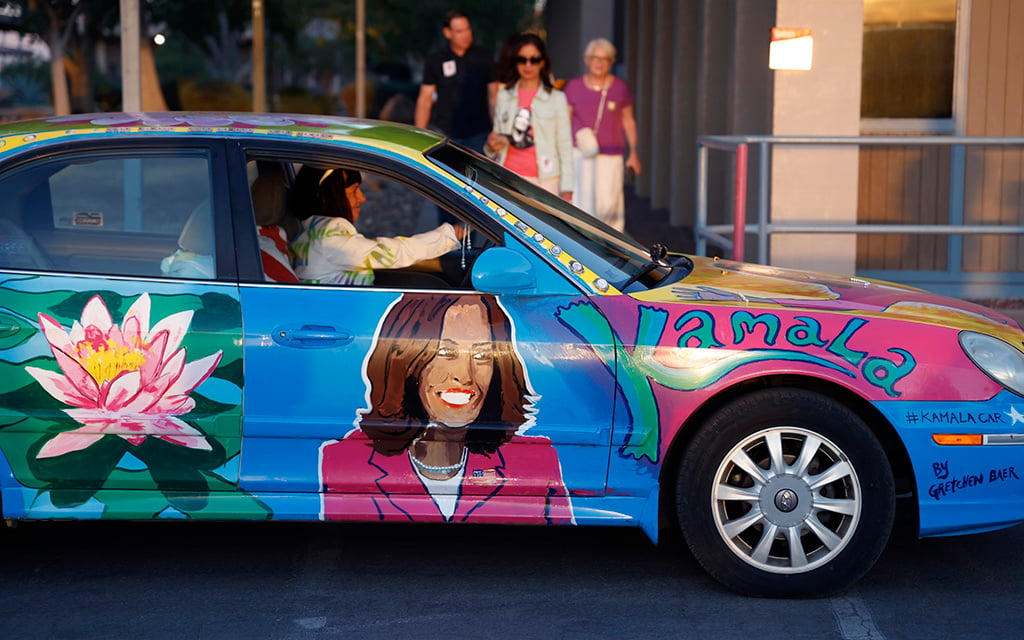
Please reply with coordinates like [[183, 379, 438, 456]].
[[619, 243, 669, 290]]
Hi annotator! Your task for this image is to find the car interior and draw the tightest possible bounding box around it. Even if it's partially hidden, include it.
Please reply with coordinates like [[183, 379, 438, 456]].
[[245, 158, 476, 290], [0, 153, 212, 279], [0, 150, 480, 290]]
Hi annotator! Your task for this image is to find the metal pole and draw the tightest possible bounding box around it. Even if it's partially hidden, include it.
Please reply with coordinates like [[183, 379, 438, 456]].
[[120, 0, 141, 112], [949, 143, 966, 277], [252, 0, 266, 112], [696, 144, 708, 256], [733, 143, 748, 262], [355, 0, 366, 117], [758, 142, 770, 264]]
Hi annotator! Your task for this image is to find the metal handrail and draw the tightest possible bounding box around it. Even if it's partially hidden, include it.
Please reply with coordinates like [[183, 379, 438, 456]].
[[695, 134, 1024, 264]]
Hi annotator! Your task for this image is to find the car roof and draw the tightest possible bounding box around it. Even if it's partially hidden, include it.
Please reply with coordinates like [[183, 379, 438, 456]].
[[0, 112, 446, 155]]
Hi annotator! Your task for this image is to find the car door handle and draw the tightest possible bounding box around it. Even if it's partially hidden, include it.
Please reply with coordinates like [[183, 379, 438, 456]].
[[273, 324, 353, 348]]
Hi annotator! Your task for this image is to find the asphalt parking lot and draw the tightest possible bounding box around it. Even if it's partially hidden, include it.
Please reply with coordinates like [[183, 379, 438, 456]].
[[0, 515, 1021, 639]]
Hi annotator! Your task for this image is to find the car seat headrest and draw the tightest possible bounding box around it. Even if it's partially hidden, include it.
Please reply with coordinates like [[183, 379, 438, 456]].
[[251, 173, 290, 227], [178, 200, 214, 255]]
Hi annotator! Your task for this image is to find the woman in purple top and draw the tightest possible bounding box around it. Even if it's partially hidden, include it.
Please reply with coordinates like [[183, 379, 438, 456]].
[[564, 38, 642, 232]]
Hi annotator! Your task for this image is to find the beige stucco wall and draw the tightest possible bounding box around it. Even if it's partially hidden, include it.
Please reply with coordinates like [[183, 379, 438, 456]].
[[770, 0, 863, 274]]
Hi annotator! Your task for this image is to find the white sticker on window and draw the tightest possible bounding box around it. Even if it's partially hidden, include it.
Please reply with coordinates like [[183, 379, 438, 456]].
[[73, 212, 103, 227]]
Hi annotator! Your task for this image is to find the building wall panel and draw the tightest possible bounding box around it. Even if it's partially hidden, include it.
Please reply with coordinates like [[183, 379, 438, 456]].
[[962, 0, 1024, 273]]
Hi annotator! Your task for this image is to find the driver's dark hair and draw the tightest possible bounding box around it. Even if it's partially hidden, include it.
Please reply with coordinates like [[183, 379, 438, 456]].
[[316, 169, 362, 222]]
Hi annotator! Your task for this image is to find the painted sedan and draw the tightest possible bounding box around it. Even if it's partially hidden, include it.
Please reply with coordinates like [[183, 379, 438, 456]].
[[2, 113, 1023, 597]]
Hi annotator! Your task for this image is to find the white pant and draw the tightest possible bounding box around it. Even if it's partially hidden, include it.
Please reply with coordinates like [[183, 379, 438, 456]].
[[573, 151, 625, 231]]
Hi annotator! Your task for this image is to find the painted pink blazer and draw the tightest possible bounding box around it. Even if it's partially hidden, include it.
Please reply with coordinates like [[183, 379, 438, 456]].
[[320, 431, 574, 525]]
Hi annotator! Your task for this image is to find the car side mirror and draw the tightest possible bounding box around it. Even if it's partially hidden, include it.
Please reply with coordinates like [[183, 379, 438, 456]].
[[471, 247, 537, 293]]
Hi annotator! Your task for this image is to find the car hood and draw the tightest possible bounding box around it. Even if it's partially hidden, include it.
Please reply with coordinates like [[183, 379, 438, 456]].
[[632, 256, 1020, 336]]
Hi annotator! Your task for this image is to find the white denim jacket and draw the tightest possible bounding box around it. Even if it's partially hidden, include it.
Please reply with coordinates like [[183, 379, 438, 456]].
[[487, 82, 574, 193]]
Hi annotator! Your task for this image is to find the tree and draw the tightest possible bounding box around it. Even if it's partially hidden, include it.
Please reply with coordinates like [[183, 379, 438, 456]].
[[20, 0, 82, 115], [4, 0, 117, 114]]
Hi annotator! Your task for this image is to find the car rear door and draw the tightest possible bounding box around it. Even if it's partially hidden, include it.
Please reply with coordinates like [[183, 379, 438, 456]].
[[0, 140, 250, 519]]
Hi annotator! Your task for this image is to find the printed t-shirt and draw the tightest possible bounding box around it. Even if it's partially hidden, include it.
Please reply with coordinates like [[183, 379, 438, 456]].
[[504, 87, 540, 178]]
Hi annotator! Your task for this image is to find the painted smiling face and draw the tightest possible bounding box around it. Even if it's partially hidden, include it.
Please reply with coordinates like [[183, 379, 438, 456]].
[[419, 300, 495, 428]]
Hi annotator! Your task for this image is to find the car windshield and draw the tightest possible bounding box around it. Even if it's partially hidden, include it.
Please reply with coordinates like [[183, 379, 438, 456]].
[[426, 143, 683, 292]]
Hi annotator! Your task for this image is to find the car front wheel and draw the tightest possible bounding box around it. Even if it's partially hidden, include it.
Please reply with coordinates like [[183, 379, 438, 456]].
[[676, 388, 895, 597]]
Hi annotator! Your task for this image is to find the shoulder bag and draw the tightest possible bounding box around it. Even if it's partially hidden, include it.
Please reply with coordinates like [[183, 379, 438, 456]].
[[574, 84, 608, 158]]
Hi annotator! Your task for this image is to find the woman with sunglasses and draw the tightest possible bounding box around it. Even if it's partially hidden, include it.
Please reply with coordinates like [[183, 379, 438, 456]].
[[485, 33, 573, 201]]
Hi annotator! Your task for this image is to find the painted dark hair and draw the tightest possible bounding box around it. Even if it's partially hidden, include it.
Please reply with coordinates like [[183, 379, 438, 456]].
[[499, 32, 554, 91], [358, 293, 532, 456]]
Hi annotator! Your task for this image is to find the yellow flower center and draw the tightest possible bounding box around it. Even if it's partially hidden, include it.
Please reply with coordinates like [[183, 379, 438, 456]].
[[76, 327, 147, 385]]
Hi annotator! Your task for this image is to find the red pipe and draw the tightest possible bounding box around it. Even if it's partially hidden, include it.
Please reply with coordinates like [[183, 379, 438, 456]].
[[733, 143, 748, 262]]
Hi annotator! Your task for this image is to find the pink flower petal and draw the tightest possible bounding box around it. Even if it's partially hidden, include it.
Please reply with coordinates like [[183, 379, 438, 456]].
[[121, 315, 142, 348], [147, 394, 195, 415], [63, 408, 119, 427], [80, 295, 114, 332], [152, 416, 212, 450], [166, 351, 222, 396], [50, 347, 101, 399], [138, 330, 169, 384], [107, 324, 125, 346], [37, 428, 105, 458], [37, 314, 75, 356], [157, 346, 186, 379], [67, 320, 85, 344], [101, 370, 143, 411], [124, 293, 151, 337], [123, 375, 175, 413], [157, 434, 212, 450], [63, 411, 156, 441], [25, 367, 99, 409], [123, 348, 184, 412], [148, 310, 194, 355]]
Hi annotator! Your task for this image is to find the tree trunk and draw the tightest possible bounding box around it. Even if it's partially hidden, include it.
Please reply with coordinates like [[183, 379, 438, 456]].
[[139, 10, 168, 111], [67, 35, 98, 112], [49, 18, 71, 116]]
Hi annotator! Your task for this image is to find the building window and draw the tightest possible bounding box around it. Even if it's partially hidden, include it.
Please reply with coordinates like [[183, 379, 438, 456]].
[[861, 0, 958, 123]]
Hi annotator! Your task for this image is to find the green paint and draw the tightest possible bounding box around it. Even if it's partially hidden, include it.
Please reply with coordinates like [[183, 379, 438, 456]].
[[0, 309, 35, 351], [863, 348, 916, 397], [786, 316, 829, 347], [675, 310, 725, 348], [555, 302, 662, 463], [0, 280, 256, 518], [826, 317, 869, 366], [731, 310, 781, 345]]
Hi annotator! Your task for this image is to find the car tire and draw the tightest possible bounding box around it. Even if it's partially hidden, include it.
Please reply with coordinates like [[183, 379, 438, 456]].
[[676, 387, 895, 597]]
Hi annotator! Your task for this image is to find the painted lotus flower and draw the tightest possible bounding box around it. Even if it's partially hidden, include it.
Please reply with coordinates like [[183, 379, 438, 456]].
[[25, 293, 222, 458]]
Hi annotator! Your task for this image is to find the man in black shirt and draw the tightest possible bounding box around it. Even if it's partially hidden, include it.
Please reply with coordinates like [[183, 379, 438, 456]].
[[415, 11, 497, 154]]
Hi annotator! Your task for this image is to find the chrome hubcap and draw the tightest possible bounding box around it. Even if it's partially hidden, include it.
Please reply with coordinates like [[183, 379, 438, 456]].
[[774, 488, 799, 513], [711, 427, 862, 574]]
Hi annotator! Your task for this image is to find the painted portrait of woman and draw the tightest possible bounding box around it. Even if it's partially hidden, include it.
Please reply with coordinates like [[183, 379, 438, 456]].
[[319, 292, 573, 524]]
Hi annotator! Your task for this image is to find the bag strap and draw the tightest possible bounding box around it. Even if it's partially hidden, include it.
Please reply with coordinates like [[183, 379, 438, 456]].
[[593, 84, 609, 132]]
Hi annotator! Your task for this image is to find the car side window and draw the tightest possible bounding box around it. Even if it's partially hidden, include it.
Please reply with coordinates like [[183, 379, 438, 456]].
[[0, 151, 216, 279], [244, 155, 473, 290]]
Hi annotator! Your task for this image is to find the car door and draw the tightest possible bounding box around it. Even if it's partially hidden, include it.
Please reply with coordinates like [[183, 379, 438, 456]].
[[0, 140, 248, 520], [233, 144, 616, 522]]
